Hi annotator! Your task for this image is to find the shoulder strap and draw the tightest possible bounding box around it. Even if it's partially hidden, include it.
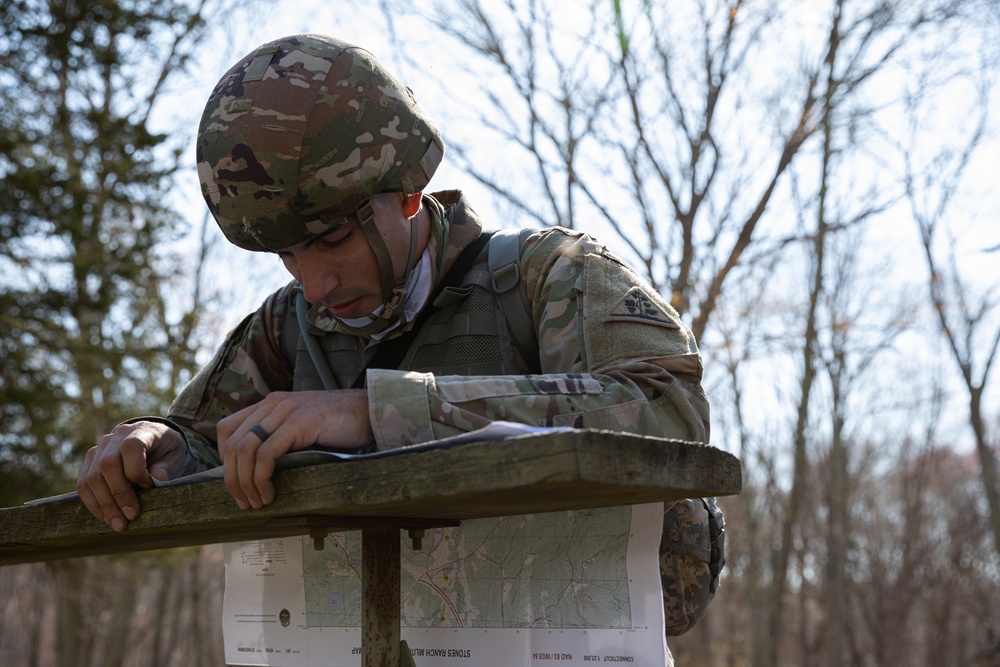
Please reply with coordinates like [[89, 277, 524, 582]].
[[488, 228, 539, 371]]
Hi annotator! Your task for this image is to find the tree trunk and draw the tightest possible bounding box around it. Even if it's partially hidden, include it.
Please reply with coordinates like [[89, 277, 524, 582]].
[[826, 358, 848, 667], [969, 386, 1000, 559]]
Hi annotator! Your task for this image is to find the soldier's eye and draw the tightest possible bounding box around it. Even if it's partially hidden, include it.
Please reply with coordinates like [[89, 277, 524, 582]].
[[321, 228, 352, 250]]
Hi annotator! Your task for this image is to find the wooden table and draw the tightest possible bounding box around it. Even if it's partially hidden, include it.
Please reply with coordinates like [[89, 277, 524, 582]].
[[0, 429, 742, 666]]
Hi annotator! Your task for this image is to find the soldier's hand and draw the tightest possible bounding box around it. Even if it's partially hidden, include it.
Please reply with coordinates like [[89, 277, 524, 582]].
[[217, 390, 374, 511], [77, 421, 189, 532]]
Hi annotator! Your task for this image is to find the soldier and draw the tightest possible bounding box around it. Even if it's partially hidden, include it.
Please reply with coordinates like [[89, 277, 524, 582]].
[[76, 33, 723, 640]]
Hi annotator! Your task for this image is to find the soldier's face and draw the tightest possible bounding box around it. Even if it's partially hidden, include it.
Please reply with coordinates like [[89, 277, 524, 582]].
[[276, 194, 417, 319], [277, 218, 383, 319]]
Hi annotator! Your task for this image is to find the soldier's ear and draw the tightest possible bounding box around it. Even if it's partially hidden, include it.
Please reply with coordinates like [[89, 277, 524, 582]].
[[402, 192, 422, 219]]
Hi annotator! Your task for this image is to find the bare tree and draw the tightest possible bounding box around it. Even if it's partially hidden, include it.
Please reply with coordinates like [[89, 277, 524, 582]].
[[904, 52, 1000, 558], [756, 0, 942, 661], [380, 0, 965, 343]]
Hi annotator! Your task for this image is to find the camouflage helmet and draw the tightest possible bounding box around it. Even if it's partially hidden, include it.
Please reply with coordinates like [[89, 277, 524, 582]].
[[197, 34, 445, 251]]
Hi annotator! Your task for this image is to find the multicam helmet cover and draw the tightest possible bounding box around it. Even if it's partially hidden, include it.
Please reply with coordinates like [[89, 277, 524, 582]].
[[197, 34, 445, 251]]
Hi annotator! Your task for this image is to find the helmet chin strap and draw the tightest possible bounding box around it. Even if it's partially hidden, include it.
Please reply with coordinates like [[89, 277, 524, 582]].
[[345, 197, 422, 337]]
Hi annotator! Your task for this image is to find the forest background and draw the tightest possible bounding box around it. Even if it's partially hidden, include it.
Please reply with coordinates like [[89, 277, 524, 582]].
[[2, 0, 999, 666]]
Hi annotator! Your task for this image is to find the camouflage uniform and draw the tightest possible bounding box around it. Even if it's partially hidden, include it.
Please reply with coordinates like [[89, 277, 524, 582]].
[[171, 34, 724, 649], [167, 191, 709, 454]]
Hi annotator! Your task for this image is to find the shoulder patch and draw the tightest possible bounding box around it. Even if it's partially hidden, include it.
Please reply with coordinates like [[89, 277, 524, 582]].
[[608, 286, 681, 329]]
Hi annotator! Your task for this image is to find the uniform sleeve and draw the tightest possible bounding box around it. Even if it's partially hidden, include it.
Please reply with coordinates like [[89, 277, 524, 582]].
[[367, 229, 710, 449], [165, 283, 297, 464]]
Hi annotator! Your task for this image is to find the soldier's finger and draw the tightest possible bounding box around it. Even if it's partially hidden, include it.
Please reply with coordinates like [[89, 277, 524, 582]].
[[119, 433, 156, 490], [236, 424, 267, 509], [222, 428, 250, 511], [84, 445, 137, 532], [251, 427, 288, 507], [76, 446, 104, 522]]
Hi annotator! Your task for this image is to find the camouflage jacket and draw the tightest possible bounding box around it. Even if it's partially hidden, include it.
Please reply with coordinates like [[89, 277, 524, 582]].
[[166, 190, 710, 463]]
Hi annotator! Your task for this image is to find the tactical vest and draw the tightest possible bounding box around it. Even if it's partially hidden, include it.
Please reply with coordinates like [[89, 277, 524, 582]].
[[280, 228, 539, 390]]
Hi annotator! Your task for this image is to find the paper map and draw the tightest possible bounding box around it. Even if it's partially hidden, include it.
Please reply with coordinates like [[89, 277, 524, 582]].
[[223, 503, 668, 666]]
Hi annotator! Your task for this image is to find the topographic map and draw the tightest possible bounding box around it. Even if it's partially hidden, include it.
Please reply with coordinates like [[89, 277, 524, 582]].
[[301, 507, 633, 630], [222, 503, 667, 666]]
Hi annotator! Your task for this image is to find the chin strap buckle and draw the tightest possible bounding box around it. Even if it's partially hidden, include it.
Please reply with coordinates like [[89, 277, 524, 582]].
[[381, 288, 407, 320]]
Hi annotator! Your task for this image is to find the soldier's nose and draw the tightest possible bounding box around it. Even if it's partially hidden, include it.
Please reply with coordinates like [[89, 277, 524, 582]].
[[299, 260, 338, 304]]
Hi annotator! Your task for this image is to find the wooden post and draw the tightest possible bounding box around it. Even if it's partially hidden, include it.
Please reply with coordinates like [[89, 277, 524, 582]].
[[362, 526, 402, 667]]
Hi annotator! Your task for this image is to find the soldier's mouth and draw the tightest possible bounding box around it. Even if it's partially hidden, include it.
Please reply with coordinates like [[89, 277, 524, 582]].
[[328, 297, 364, 319]]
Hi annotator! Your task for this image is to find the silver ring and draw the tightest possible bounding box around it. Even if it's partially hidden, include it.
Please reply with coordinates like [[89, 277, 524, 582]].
[[249, 423, 271, 442]]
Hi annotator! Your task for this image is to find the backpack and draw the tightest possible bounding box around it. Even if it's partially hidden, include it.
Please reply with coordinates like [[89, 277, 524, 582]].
[[660, 497, 726, 635]]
